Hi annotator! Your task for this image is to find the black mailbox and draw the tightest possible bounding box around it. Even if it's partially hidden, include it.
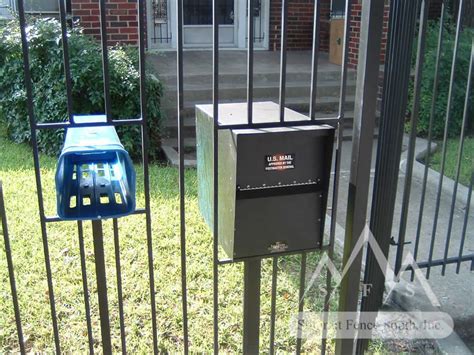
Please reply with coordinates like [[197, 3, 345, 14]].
[[197, 102, 335, 260]]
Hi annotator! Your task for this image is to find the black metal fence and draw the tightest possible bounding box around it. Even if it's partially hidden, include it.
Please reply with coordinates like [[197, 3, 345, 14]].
[[3, 0, 157, 351], [392, 0, 474, 277], [358, 0, 473, 351], [0, 0, 472, 353]]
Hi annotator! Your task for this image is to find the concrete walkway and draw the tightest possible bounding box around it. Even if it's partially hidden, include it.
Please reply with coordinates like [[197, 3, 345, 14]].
[[148, 50, 342, 78], [329, 134, 473, 351]]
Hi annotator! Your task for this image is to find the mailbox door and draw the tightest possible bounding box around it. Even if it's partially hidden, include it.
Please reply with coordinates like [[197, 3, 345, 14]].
[[230, 126, 334, 260], [233, 192, 323, 259]]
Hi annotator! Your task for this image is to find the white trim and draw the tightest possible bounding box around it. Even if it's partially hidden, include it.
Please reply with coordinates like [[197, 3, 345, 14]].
[[262, 0, 270, 49], [237, 0, 245, 48], [170, 0, 177, 49], [237, 0, 269, 50]]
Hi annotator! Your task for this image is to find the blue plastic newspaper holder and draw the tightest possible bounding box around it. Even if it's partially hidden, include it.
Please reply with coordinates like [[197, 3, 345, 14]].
[[55, 115, 136, 220]]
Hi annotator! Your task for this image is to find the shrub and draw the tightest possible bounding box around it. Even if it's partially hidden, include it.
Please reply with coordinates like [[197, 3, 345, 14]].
[[411, 18, 473, 139], [0, 17, 164, 160]]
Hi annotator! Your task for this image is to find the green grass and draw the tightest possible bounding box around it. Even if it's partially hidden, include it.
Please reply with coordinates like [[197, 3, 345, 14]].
[[0, 129, 340, 353], [429, 137, 474, 186]]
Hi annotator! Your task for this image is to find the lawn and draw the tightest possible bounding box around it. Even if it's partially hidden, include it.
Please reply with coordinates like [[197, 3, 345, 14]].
[[429, 137, 474, 187], [0, 129, 341, 353]]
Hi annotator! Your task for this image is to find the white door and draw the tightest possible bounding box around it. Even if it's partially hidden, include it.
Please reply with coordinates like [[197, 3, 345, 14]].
[[147, 0, 269, 50], [183, 0, 236, 47]]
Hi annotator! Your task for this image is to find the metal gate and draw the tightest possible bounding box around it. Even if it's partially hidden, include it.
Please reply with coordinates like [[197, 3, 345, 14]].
[[0, 0, 472, 353], [390, 0, 473, 277], [356, 0, 473, 352]]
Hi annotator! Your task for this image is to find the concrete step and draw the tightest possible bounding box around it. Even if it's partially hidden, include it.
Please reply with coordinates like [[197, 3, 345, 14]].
[[161, 146, 197, 168], [163, 96, 356, 122], [158, 70, 357, 87], [162, 137, 196, 148], [162, 80, 357, 106], [163, 110, 357, 138]]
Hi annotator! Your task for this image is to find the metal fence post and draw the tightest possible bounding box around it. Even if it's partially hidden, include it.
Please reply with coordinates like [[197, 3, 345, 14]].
[[0, 182, 25, 354], [242, 259, 261, 353], [335, 0, 385, 353], [356, 0, 421, 353], [91, 220, 112, 353]]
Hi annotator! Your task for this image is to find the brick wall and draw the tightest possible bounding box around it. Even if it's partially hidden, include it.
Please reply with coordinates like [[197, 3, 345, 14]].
[[70, 0, 443, 52], [347, 2, 389, 69], [269, 0, 330, 51], [71, 0, 140, 45]]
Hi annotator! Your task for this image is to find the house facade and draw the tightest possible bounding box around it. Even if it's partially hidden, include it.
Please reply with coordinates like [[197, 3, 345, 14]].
[[7, 0, 443, 68], [70, 0, 336, 51], [70, 0, 393, 68]]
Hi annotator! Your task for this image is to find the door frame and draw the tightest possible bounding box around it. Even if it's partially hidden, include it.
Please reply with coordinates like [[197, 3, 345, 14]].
[[236, 0, 269, 49], [147, 0, 269, 50]]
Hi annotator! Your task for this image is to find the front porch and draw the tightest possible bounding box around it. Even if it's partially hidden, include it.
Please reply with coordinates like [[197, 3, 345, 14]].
[[147, 50, 357, 166], [149, 49, 343, 77]]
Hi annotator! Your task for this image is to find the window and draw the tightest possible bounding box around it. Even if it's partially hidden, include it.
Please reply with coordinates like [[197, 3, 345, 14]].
[[331, 0, 346, 17], [183, 0, 234, 25]]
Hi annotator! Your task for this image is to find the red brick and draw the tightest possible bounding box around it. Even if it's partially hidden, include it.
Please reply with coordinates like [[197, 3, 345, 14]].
[[119, 15, 136, 21], [83, 28, 100, 35], [118, 3, 136, 9], [120, 27, 138, 33], [73, 9, 91, 15], [270, 0, 329, 51], [80, 3, 98, 9], [107, 8, 122, 14], [82, 15, 98, 21], [110, 21, 127, 27], [111, 34, 128, 40]]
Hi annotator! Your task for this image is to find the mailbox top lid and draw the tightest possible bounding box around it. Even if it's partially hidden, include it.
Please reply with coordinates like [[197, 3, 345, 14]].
[[231, 124, 334, 136], [196, 101, 312, 125], [61, 115, 125, 155]]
